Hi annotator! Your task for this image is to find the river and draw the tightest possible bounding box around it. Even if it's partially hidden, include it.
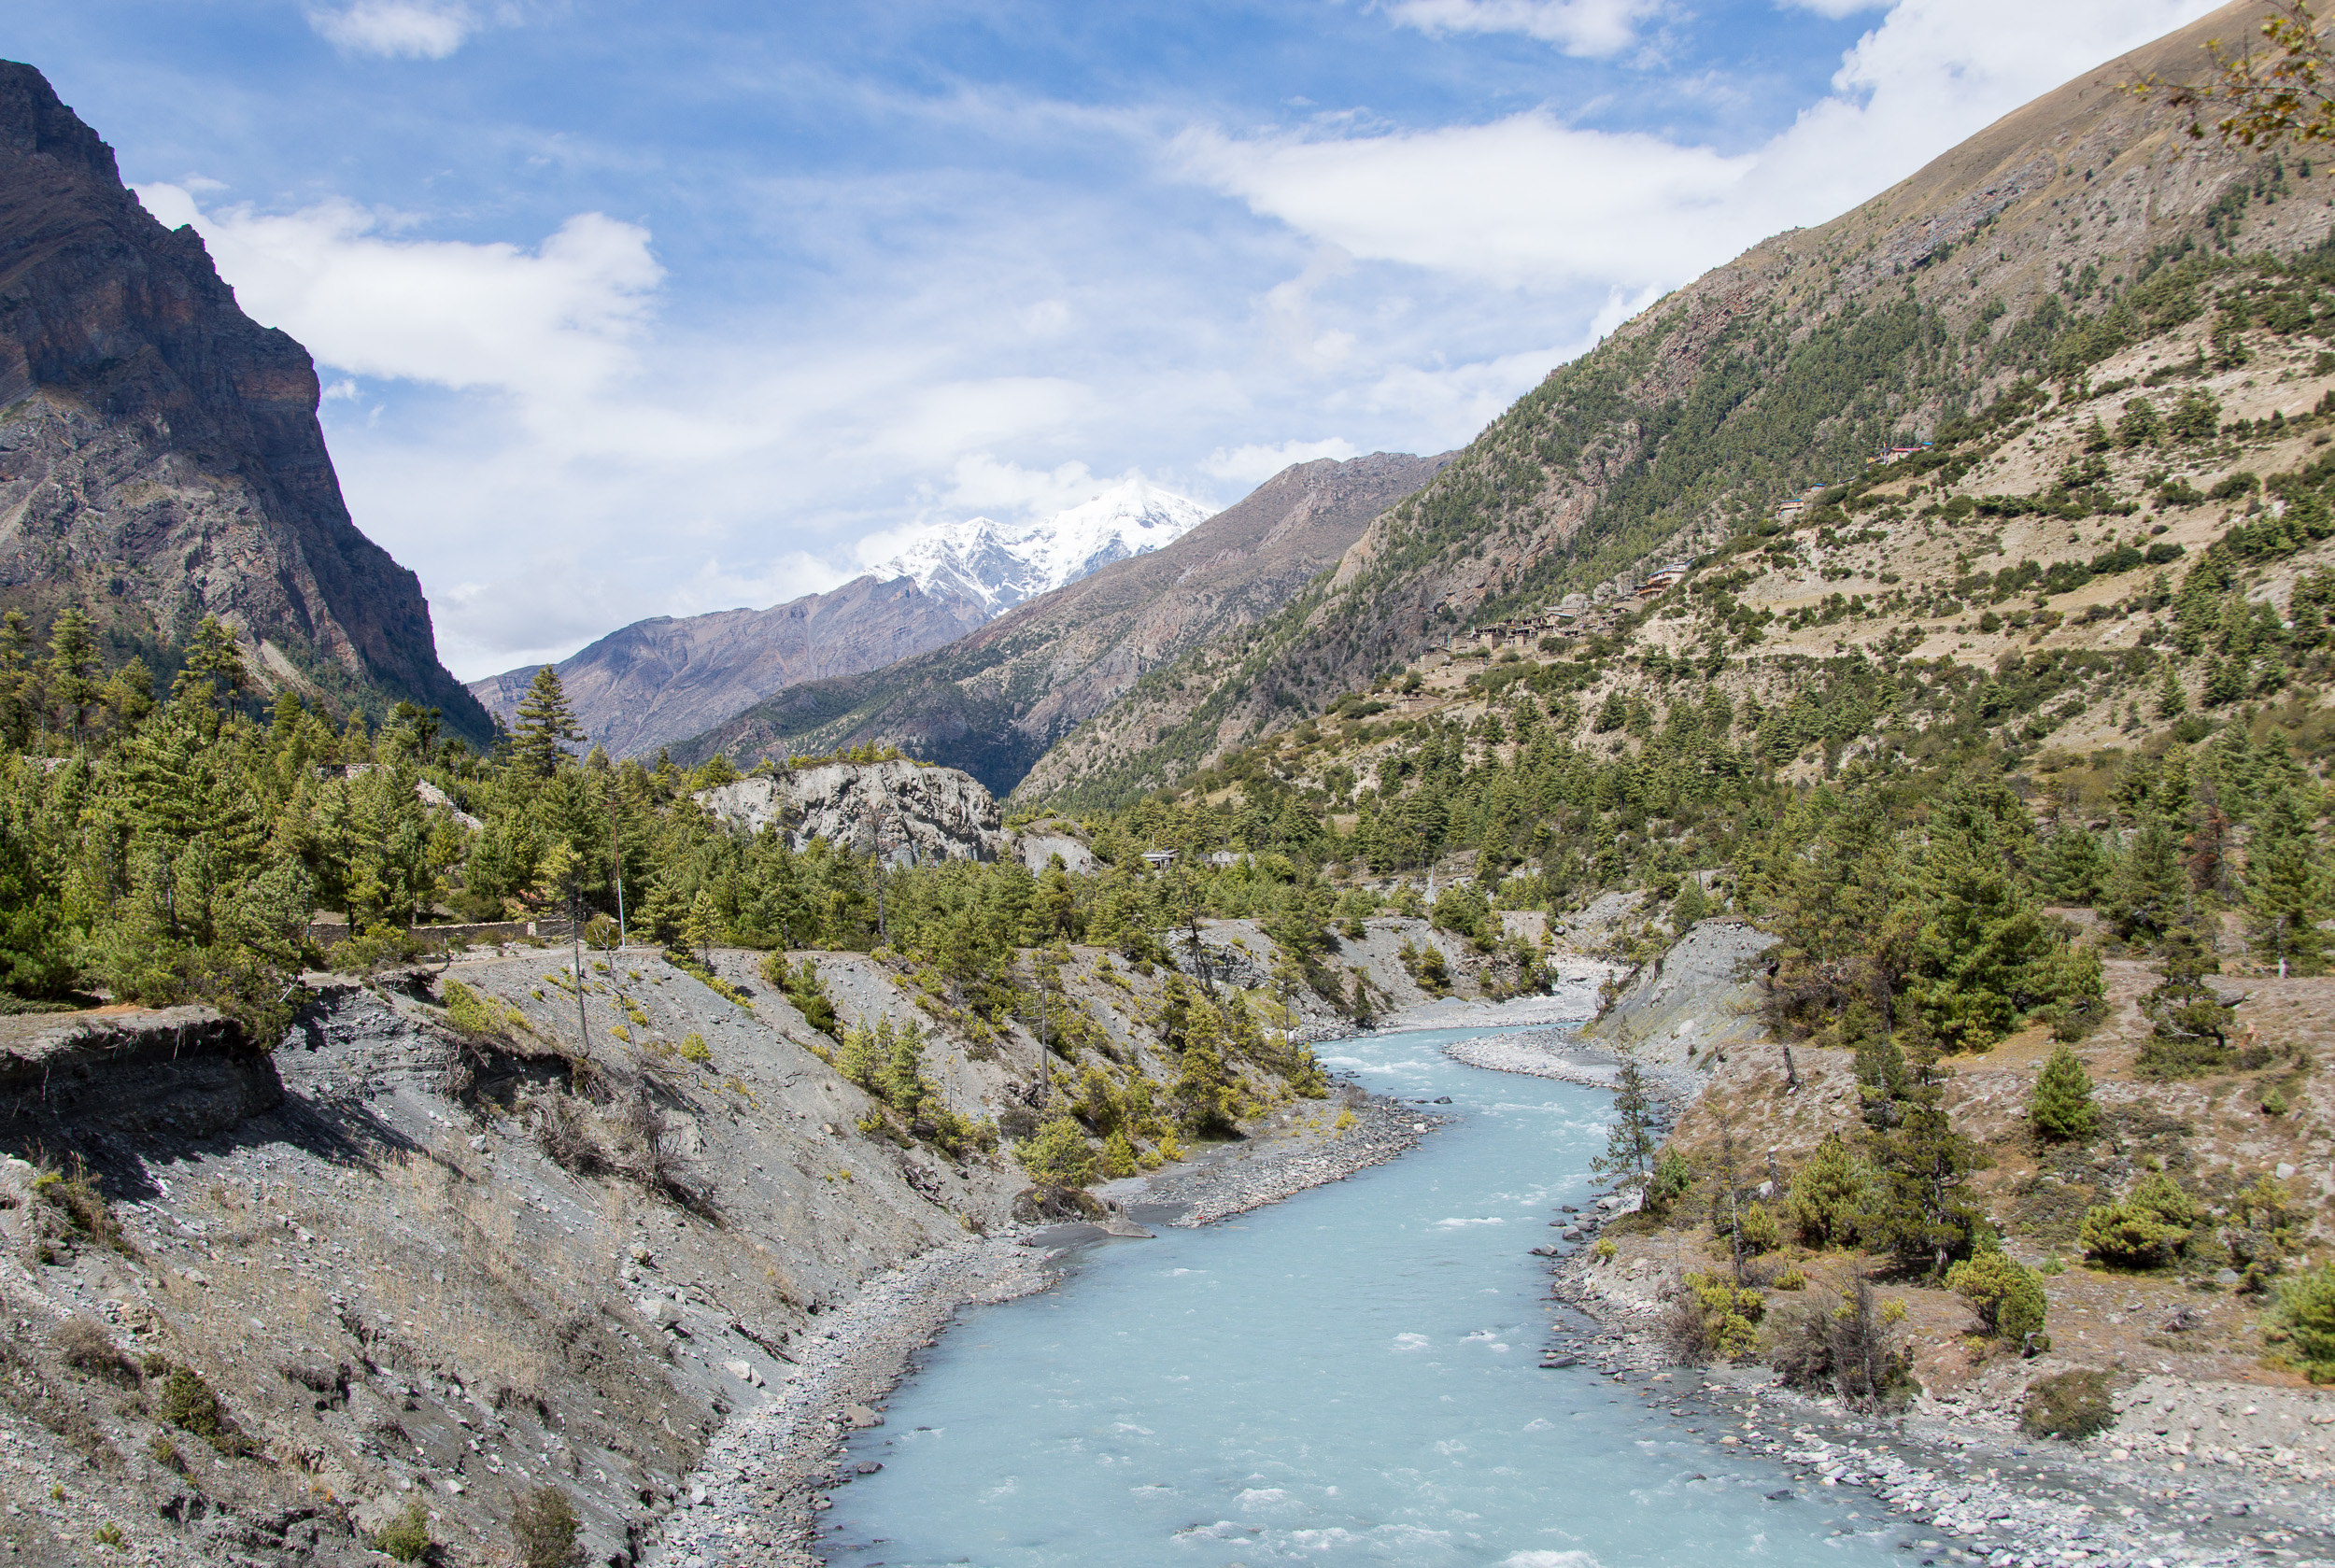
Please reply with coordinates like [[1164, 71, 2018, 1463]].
[[814, 1026, 1911, 1567]]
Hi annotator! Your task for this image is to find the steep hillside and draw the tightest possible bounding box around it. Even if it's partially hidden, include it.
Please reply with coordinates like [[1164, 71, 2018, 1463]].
[[676, 451, 1449, 793], [467, 574, 988, 762], [0, 64, 490, 742], [1021, 0, 2314, 808]]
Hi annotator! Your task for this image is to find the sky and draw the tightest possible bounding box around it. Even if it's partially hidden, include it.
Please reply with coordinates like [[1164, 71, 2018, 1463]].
[[4, 0, 2229, 679]]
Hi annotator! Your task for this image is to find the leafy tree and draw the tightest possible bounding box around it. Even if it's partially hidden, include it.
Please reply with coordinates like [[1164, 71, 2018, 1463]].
[[2028, 1043, 2099, 1142]]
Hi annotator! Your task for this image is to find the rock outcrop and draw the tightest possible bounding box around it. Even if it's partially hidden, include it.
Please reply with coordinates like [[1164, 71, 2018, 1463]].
[[695, 759, 1006, 862], [677, 451, 1451, 795], [0, 64, 490, 739]]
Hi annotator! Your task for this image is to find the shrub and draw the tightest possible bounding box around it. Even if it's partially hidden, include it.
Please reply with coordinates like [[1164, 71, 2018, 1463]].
[[375, 1497, 433, 1563], [2081, 1172, 2195, 1267], [1647, 1148, 1693, 1212], [1591, 1236, 1618, 1262], [1771, 1267, 1807, 1291], [676, 1032, 711, 1064], [28, 1155, 128, 1256], [157, 1367, 259, 1457], [441, 978, 510, 1039], [1946, 1250, 2050, 1349], [2267, 1262, 2335, 1381], [2028, 1044, 2098, 1142], [1016, 1116, 1098, 1186], [2020, 1368, 2116, 1439], [510, 1486, 586, 1568], [766, 955, 839, 1036], [1784, 1133, 1868, 1248], [1766, 1277, 1910, 1406], [1663, 1270, 1765, 1363], [50, 1319, 135, 1385]]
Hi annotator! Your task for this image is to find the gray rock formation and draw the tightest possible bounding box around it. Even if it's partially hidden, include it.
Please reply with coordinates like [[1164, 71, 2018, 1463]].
[[695, 759, 1005, 862], [1584, 917, 1776, 1068], [0, 64, 490, 740]]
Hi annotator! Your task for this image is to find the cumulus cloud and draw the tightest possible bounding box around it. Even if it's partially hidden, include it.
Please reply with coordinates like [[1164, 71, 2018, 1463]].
[[1381, 0, 1661, 57], [1201, 437, 1359, 484], [1184, 0, 2226, 296], [307, 1, 480, 60], [135, 185, 661, 413]]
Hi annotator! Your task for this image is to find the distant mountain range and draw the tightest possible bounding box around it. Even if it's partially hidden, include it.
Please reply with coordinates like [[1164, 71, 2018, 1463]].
[[0, 63, 489, 741], [674, 450, 1451, 793], [469, 480, 1212, 759]]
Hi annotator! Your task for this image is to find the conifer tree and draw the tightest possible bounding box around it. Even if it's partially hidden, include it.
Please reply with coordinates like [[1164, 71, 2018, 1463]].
[[2245, 787, 2324, 977], [2028, 1043, 2099, 1142], [173, 615, 246, 713], [2137, 910, 2238, 1076], [2038, 824, 2106, 905], [512, 666, 585, 777], [1860, 1028, 1991, 1275], [1591, 1053, 1661, 1196], [45, 607, 97, 748], [682, 887, 721, 965], [2101, 812, 2183, 945]]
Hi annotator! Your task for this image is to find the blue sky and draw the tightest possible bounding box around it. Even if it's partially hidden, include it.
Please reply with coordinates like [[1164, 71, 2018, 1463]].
[[5, 0, 2226, 677]]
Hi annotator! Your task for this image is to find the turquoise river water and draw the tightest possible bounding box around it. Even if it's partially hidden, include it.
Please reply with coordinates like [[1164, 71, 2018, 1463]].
[[819, 1027, 1912, 1567]]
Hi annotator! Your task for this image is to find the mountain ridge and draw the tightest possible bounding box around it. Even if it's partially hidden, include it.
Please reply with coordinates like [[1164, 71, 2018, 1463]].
[[674, 449, 1451, 791], [0, 62, 489, 741], [469, 478, 1211, 757], [1014, 0, 2311, 808]]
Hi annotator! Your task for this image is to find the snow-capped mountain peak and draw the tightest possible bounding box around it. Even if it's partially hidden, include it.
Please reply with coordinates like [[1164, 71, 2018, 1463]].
[[878, 480, 1211, 616]]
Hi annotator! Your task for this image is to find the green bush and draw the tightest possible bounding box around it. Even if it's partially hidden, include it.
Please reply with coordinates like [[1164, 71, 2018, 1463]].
[[1016, 1116, 1098, 1186], [2081, 1172, 2195, 1267], [510, 1485, 585, 1568], [1784, 1133, 1868, 1248], [2268, 1263, 2335, 1381], [1946, 1250, 2050, 1349], [2020, 1368, 2116, 1439], [374, 1497, 432, 1563], [156, 1367, 259, 1458]]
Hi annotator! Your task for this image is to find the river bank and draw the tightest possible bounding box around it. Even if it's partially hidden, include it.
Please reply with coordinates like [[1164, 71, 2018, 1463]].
[[645, 1078, 1448, 1567], [1542, 1240, 2335, 1567]]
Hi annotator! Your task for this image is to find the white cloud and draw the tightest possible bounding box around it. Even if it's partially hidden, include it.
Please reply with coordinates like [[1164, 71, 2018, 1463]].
[[307, 1, 480, 60], [1779, 0, 1885, 15], [1381, 0, 1662, 57], [135, 184, 661, 413], [1184, 0, 2226, 296], [1201, 437, 1359, 484]]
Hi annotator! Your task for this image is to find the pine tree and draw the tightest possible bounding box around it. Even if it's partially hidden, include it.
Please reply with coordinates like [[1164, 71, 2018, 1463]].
[[172, 615, 246, 713], [512, 666, 585, 777], [2245, 787, 2324, 977], [2028, 1043, 2099, 1142], [1591, 1054, 1661, 1195], [2038, 824, 2106, 905], [1860, 1029, 1991, 1275], [1784, 1132, 1868, 1249], [2155, 667, 2187, 719], [2137, 910, 2237, 1077], [44, 607, 97, 748], [2101, 812, 2183, 945], [682, 887, 721, 965]]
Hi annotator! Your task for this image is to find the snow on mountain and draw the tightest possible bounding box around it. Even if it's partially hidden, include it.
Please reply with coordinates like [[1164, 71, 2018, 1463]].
[[879, 480, 1212, 616]]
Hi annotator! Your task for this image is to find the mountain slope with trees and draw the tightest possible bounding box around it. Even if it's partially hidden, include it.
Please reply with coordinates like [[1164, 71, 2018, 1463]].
[[1020, 0, 2319, 809]]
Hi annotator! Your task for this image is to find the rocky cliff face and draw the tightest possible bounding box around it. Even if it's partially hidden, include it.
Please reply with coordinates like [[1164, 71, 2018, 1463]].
[[0, 64, 488, 740], [469, 573, 986, 760], [677, 451, 1450, 793], [695, 759, 1006, 862]]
